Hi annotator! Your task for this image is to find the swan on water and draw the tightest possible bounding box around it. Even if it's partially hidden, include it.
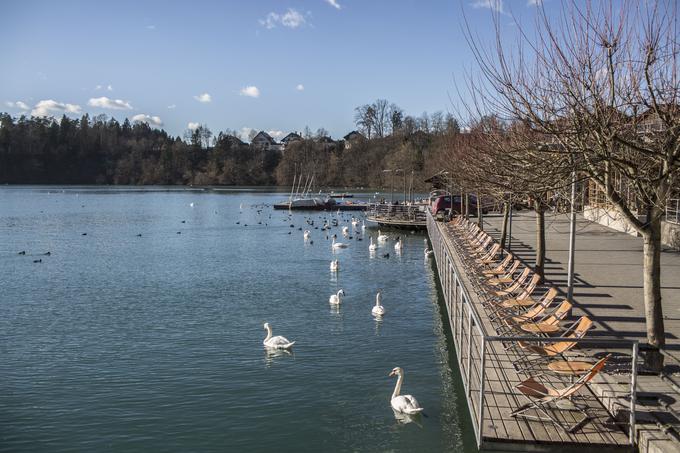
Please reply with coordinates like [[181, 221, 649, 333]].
[[303, 230, 311, 240], [361, 220, 366, 231], [189, 202, 195, 207], [329, 289, 345, 305], [389, 367, 424, 414], [342, 226, 350, 235], [372, 290, 385, 316], [368, 236, 377, 251], [262, 322, 295, 349], [332, 238, 348, 249], [377, 230, 389, 242], [424, 249, 434, 258], [330, 259, 339, 271], [351, 218, 359, 228], [394, 238, 403, 251]]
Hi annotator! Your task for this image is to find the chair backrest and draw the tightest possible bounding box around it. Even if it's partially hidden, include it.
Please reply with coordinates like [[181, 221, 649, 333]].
[[558, 355, 610, 399], [501, 260, 521, 279], [518, 274, 541, 300], [482, 243, 501, 261], [572, 316, 593, 338], [545, 316, 592, 355], [538, 287, 558, 307], [544, 300, 572, 325], [505, 268, 531, 293], [493, 253, 513, 272]]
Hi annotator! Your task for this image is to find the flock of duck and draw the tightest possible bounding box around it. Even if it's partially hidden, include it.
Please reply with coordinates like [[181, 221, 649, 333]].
[[256, 208, 431, 417]]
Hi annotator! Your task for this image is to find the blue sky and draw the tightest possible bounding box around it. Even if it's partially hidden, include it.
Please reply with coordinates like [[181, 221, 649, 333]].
[[0, 0, 545, 140]]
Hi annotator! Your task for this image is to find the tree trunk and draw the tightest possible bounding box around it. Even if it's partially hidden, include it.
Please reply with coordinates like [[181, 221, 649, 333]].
[[642, 209, 665, 371], [477, 192, 483, 230], [534, 199, 545, 283], [500, 202, 510, 250]]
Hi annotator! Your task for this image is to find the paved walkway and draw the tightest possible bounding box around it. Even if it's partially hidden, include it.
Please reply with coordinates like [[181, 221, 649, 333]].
[[482, 210, 680, 452]]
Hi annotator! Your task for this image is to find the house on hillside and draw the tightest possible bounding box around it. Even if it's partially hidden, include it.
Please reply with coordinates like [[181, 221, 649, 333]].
[[315, 135, 337, 151], [250, 131, 282, 152], [220, 134, 246, 148], [342, 130, 365, 149], [280, 132, 302, 150]]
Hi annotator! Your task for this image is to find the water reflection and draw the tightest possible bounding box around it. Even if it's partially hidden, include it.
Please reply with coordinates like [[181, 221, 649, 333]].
[[373, 315, 383, 335], [264, 348, 294, 367], [392, 409, 423, 427]]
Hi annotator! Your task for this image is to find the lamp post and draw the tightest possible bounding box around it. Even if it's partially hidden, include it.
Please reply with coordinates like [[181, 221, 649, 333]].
[[394, 168, 405, 203], [382, 169, 395, 203]]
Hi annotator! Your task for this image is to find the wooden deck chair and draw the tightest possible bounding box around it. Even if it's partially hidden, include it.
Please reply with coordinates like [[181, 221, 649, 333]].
[[514, 316, 593, 371], [495, 270, 536, 298], [493, 268, 531, 296], [510, 355, 611, 433], [493, 287, 559, 327], [483, 253, 514, 276], [487, 260, 521, 286], [476, 243, 500, 265], [535, 300, 573, 327], [471, 236, 493, 257]]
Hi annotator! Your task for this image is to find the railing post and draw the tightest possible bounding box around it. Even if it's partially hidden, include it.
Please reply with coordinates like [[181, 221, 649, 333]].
[[466, 308, 473, 395], [630, 342, 638, 447], [477, 336, 486, 448]]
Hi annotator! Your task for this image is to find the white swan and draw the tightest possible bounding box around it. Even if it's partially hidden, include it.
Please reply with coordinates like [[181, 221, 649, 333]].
[[262, 322, 295, 349], [372, 291, 385, 316], [424, 248, 433, 258], [389, 367, 424, 414], [303, 230, 311, 240], [394, 238, 403, 251], [377, 230, 389, 242], [368, 236, 377, 251], [329, 289, 345, 305], [342, 226, 350, 235], [351, 218, 359, 228], [330, 259, 339, 271], [332, 238, 348, 249]]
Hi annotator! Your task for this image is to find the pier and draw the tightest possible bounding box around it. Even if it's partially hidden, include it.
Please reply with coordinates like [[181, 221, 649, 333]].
[[427, 212, 639, 451]]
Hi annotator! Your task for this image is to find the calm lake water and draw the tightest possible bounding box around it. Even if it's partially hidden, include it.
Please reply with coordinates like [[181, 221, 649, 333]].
[[0, 187, 475, 452]]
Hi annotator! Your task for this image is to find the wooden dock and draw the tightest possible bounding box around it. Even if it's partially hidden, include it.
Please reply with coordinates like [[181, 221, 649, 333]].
[[426, 213, 634, 451], [366, 203, 428, 229]]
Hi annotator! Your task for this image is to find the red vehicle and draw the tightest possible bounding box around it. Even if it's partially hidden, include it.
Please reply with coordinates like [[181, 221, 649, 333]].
[[430, 192, 484, 216]]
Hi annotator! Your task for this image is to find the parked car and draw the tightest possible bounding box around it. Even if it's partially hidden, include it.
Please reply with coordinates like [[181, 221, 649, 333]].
[[431, 194, 486, 216]]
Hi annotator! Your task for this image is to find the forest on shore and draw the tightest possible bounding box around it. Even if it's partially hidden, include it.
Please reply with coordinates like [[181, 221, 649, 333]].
[[0, 100, 460, 189]]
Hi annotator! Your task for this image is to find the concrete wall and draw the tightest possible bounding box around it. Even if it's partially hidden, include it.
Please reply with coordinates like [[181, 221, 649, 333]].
[[584, 205, 680, 249]]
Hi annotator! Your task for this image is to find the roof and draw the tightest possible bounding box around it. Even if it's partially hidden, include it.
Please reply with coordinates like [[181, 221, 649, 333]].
[[316, 136, 335, 143], [281, 132, 302, 143], [343, 130, 365, 141], [252, 131, 275, 143]]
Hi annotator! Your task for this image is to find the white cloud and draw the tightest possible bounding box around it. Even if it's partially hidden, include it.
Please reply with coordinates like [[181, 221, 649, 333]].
[[107, 84, 113, 91], [240, 86, 260, 98], [132, 114, 163, 127], [238, 127, 256, 141], [87, 96, 132, 110], [268, 130, 285, 140], [259, 8, 307, 29], [167, 104, 176, 109], [193, 93, 212, 103], [471, 0, 504, 13], [325, 0, 341, 9], [95, 84, 102, 90], [187, 122, 200, 130], [31, 99, 82, 117], [296, 84, 305, 91], [527, 0, 542, 5], [5, 101, 29, 111]]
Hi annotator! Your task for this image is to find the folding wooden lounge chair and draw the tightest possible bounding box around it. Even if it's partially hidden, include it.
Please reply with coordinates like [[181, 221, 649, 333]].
[[497, 276, 545, 309], [501, 300, 573, 335], [483, 253, 514, 276], [487, 260, 521, 286], [494, 269, 536, 297], [510, 355, 611, 433], [514, 316, 593, 371], [476, 243, 501, 266]]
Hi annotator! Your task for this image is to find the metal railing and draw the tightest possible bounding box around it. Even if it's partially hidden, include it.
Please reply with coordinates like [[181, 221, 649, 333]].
[[667, 198, 680, 225], [427, 212, 639, 449]]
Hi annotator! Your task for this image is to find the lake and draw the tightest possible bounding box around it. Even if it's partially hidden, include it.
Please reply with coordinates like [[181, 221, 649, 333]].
[[0, 187, 475, 452]]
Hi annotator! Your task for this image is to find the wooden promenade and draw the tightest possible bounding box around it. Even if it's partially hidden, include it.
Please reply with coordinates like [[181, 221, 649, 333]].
[[426, 213, 635, 451]]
